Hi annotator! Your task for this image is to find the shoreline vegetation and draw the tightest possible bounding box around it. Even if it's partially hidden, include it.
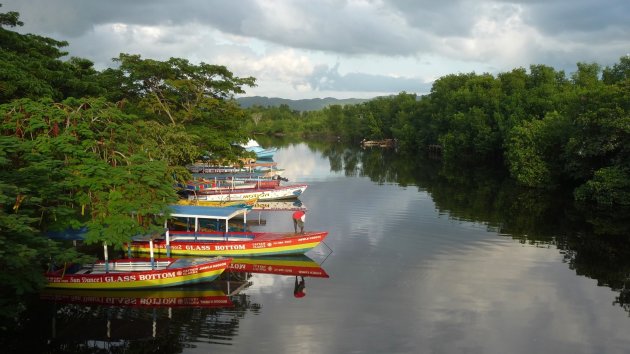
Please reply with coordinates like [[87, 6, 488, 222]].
[[0, 7, 628, 323]]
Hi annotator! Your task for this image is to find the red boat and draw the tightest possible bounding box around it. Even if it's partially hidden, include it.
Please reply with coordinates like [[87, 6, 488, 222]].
[[123, 205, 329, 257]]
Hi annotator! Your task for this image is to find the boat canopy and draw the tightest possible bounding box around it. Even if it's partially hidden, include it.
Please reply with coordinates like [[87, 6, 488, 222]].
[[168, 205, 248, 221]]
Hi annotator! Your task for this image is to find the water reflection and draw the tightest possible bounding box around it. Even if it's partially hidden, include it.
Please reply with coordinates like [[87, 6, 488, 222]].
[[307, 141, 630, 316], [5, 140, 630, 353], [217, 255, 330, 296], [34, 254, 330, 352], [39, 286, 238, 351], [40, 287, 233, 309]]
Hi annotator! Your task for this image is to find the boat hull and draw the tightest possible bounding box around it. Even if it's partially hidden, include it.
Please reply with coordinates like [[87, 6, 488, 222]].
[[45, 257, 232, 290], [124, 231, 328, 257], [191, 184, 307, 201]]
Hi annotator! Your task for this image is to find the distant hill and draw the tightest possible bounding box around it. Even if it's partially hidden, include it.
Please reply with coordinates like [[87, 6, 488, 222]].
[[236, 96, 371, 111]]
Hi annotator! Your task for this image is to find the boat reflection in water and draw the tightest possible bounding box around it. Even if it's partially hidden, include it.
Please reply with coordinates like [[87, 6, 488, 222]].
[[218, 254, 330, 296], [251, 199, 307, 212], [40, 286, 233, 309], [228, 255, 328, 278], [39, 285, 236, 351], [37, 255, 330, 351]]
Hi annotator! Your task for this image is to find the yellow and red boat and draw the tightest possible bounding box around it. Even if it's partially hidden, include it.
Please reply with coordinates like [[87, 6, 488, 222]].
[[123, 205, 329, 257], [45, 257, 232, 290]]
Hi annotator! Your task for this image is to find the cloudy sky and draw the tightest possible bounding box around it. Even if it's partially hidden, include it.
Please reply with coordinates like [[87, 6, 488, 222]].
[[3, 0, 629, 99]]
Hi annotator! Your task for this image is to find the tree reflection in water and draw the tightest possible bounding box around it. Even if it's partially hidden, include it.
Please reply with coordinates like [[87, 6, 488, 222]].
[[315, 141, 630, 316]]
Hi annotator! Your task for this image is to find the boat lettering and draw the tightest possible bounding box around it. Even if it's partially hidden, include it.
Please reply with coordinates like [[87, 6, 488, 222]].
[[179, 298, 197, 305], [298, 236, 320, 242], [273, 240, 292, 245], [252, 242, 268, 249], [81, 276, 105, 283], [103, 297, 136, 305], [100, 275, 138, 282], [185, 244, 246, 251], [229, 263, 247, 270], [120, 298, 137, 305], [181, 268, 198, 275], [213, 244, 246, 251], [138, 272, 177, 280], [186, 245, 212, 251], [140, 298, 177, 305]]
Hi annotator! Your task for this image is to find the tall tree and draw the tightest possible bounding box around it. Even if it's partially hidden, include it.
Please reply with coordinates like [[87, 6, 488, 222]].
[[106, 54, 256, 162]]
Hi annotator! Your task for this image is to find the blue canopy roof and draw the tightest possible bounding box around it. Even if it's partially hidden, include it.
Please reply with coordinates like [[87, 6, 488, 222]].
[[168, 205, 248, 220]]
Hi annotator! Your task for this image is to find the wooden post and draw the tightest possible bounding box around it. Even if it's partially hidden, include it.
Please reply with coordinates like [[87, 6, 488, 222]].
[[103, 243, 109, 273], [150, 239, 155, 270], [165, 229, 171, 258]]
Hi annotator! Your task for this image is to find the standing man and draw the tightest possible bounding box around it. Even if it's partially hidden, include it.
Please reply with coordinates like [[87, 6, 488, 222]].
[[292, 210, 306, 234], [294, 276, 306, 298]]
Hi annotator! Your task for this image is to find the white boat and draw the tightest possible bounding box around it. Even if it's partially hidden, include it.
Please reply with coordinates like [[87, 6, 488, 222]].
[[251, 200, 307, 211], [240, 139, 277, 160], [187, 184, 307, 202]]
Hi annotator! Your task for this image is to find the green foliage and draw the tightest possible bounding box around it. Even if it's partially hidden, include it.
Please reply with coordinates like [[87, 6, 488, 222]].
[[505, 112, 570, 187], [0, 4, 23, 27], [1, 97, 178, 235], [0, 9, 266, 323], [564, 82, 630, 181], [0, 10, 104, 103], [575, 167, 630, 205], [602, 56, 630, 84], [104, 54, 256, 161]]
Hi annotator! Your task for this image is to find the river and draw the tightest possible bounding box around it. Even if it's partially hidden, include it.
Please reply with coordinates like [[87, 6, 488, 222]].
[[8, 142, 630, 354]]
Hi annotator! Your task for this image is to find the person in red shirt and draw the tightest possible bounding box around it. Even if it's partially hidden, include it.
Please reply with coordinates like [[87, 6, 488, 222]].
[[292, 210, 306, 234], [294, 276, 306, 298]]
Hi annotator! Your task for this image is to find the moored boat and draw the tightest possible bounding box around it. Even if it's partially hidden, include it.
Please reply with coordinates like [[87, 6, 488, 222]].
[[251, 200, 307, 211], [45, 257, 232, 290], [186, 161, 283, 177], [126, 231, 328, 257], [180, 176, 281, 193], [241, 139, 277, 160], [192, 171, 283, 180], [123, 205, 329, 257], [175, 197, 257, 208], [188, 183, 307, 201]]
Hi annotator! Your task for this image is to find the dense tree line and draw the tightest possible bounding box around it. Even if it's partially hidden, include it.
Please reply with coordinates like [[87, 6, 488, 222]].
[[247, 58, 630, 206], [0, 8, 256, 318]]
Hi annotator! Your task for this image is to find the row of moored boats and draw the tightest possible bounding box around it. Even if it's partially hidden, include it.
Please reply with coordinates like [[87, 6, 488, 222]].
[[45, 140, 329, 291]]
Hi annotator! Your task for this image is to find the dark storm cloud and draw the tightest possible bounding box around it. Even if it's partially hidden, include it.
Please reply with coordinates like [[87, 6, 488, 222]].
[[521, 0, 629, 35], [4, 0, 629, 58], [386, 0, 478, 37], [4, 0, 425, 55]]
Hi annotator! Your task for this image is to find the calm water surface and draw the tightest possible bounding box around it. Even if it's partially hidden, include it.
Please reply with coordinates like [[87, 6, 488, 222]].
[[15, 142, 630, 353]]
